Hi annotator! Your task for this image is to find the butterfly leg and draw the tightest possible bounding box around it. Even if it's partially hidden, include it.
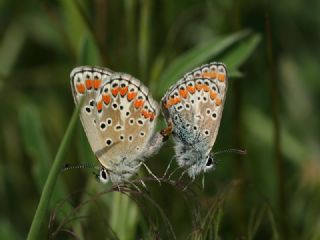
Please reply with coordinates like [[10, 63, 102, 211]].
[[124, 180, 141, 193], [139, 178, 148, 191], [141, 162, 161, 185], [163, 156, 174, 179], [178, 169, 188, 181], [183, 177, 195, 191], [114, 183, 122, 192], [132, 170, 149, 192], [168, 166, 183, 180]]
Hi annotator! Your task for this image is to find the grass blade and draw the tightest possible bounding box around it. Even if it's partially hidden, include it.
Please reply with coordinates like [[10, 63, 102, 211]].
[[156, 30, 251, 96], [221, 34, 261, 70], [27, 100, 82, 240], [138, 0, 151, 81]]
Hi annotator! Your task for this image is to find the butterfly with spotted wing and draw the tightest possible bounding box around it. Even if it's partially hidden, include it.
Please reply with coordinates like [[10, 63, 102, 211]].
[[161, 62, 229, 179], [70, 66, 171, 184]]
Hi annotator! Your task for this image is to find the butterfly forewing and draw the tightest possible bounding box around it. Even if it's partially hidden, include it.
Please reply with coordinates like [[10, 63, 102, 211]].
[[70, 66, 159, 171], [162, 62, 228, 149]]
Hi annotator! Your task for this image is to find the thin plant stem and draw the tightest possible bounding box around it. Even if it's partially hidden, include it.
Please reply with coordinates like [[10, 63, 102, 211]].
[[27, 101, 83, 240], [265, 14, 287, 237], [138, 0, 151, 81]]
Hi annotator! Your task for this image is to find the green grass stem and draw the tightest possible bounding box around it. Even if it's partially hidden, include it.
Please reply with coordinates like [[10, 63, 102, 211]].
[[27, 102, 82, 240]]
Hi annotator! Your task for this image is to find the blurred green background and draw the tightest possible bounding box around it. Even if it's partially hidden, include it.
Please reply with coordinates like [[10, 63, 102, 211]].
[[1, 0, 319, 239]]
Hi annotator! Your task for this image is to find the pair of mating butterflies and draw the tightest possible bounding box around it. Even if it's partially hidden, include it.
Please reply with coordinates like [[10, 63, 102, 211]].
[[70, 62, 227, 184]]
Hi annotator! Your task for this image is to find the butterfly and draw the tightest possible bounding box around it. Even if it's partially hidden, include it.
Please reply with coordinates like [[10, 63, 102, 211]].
[[70, 66, 171, 184], [161, 62, 228, 179]]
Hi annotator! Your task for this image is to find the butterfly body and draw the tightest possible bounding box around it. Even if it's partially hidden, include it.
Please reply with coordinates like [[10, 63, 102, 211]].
[[162, 62, 228, 179], [71, 66, 166, 183]]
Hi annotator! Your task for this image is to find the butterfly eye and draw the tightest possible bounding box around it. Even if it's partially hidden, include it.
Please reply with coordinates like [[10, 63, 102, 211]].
[[98, 168, 109, 184], [205, 156, 214, 169]]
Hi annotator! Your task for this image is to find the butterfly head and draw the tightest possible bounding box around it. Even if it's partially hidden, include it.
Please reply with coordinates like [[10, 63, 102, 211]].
[[204, 154, 216, 172], [176, 144, 216, 179], [190, 153, 216, 178]]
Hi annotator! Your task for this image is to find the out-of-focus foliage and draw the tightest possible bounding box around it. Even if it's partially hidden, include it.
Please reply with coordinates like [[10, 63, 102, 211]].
[[0, 0, 319, 239]]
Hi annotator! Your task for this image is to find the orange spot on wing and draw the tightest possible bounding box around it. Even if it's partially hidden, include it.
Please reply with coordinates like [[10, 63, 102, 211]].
[[203, 85, 210, 92], [127, 92, 137, 101], [134, 100, 144, 109], [195, 84, 202, 91], [217, 73, 226, 82], [202, 71, 216, 79], [141, 110, 150, 118], [179, 89, 188, 98], [167, 98, 175, 107], [210, 91, 217, 100], [85, 79, 93, 89], [187, 86, 195, 94], [165, 97, 180, 108], [173, 97, 181, 105], [93, 79, 102, 89], [119, 86, 128, 97], [97, 100, 103, 111], [202, 72, 210, 78], [149, 113, 155, 121], [215, 97, 222, 106], [76, 83, 85, 94], [102, 94, 111, 105], [112, 87, 119, 97]]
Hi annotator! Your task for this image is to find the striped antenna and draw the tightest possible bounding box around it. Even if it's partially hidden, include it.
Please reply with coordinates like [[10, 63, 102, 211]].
[[61, 163, 99, 172], [214, 148, 247, 156]]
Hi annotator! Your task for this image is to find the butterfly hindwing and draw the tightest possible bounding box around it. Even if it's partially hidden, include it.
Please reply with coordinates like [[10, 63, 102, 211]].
[[161, 62, 228, 177], [94, 72, 159, 170]]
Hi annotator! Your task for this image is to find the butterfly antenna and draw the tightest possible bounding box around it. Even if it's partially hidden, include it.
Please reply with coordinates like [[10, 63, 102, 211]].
[[214, 148, 247, 156], [62, 163, 100, 172]]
